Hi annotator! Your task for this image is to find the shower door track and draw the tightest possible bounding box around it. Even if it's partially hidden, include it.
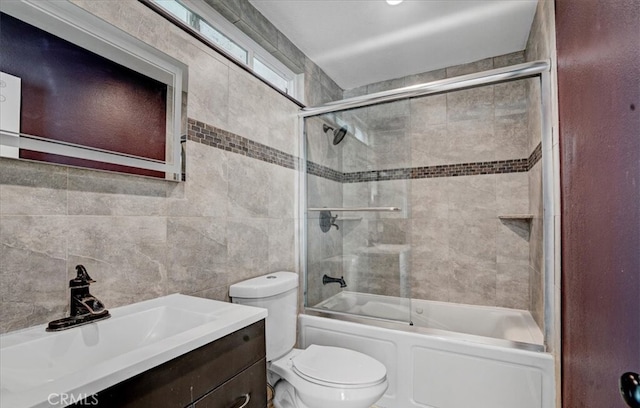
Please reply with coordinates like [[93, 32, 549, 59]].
[[298, 60, 550, 118]]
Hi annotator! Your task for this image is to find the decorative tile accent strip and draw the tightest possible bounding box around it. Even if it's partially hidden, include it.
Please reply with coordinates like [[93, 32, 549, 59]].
[[306, 161, 343, 183], [187, 118, 544, 183], [528, 142, 542, 169], [187, 118, 298, 170]]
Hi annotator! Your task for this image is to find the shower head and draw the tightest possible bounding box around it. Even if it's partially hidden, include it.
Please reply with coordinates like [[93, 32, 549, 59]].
[[323, 124, 348, 145]]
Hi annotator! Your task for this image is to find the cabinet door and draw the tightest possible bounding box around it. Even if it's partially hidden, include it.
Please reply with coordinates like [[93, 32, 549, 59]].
[[194, 359, 267, 408]]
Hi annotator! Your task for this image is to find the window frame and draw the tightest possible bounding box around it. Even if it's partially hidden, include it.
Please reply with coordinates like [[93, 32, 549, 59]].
[[149, 0, 304, 103]]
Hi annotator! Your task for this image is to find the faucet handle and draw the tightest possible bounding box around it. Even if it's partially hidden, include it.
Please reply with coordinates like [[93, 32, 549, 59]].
[[70, 264, 96, 287]]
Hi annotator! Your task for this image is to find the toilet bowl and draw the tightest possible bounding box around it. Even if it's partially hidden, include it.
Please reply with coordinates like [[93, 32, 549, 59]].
[[270, 346, 387, 408], [229, 272, 388, 408]]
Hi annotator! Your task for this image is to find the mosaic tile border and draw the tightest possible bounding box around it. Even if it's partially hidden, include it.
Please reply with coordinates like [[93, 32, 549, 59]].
[[188, 118, 542, 183], [188, 118, 298, 170]]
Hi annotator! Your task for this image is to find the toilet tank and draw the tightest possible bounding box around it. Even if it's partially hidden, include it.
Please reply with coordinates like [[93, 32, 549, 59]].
[[229, 272, 298, 361]]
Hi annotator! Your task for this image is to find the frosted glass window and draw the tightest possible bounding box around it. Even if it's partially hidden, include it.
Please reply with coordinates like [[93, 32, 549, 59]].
[[155, 0, 248, 64], [254, 58, 288, 93]]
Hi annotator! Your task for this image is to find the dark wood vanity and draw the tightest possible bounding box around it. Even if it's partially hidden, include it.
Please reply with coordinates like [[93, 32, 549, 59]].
[[72, 320, 266, 408]]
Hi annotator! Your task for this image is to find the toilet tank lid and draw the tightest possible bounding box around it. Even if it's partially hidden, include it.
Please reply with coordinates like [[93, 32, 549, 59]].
[[229, 272, 298, 298]]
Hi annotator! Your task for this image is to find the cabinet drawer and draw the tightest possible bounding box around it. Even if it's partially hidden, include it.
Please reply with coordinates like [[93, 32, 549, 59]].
[[76, 320, 266, 407], [194, 358, 267, 408]]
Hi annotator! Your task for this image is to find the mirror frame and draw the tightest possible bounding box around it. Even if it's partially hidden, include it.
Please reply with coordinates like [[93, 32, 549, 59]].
[[0, 0, 188, 180]]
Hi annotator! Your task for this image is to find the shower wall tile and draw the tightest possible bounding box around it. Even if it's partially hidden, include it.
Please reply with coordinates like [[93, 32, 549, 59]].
[[405, 68, 447, 86], [447, 86, 494, 122], [497, 220, 530, 264], [410, 259, 452, 302], [496, 172, 529, 214], [371, 179, 410, 217], [411, 178, 449, 219], [369, 130, 412, 170], [446, 57, 494, 77], [306, 116, 343, 172], [448, 175, 497, 220], [494, 113, 530, 160], [446, 118, 496, 164], [495, 80, 528, 117], [449, 261, 497, 306], [449, 218, 498, 264], [496, 263, 530, 309], [410, 125, 449, 167], [410, 95, 447, 128], [493, 51, 525, 68], [530, 264, 544, 327], [411, 218, 449, 262]]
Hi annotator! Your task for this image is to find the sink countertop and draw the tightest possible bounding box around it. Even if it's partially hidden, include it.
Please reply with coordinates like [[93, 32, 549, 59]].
[[0, 294, 267, 408]]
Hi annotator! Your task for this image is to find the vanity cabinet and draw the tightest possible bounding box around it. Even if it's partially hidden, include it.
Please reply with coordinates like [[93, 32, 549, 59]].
[[73, 320, 266, 408]]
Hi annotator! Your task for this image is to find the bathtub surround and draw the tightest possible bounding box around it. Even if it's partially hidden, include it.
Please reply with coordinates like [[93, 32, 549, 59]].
[[305, 67, 544, 315]]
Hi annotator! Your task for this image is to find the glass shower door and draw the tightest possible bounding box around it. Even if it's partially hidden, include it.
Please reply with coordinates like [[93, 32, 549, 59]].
[[303, 99, 413, 325]]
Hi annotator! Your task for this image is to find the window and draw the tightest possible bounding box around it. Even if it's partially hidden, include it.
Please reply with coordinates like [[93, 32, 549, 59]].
[[152, 0, 302, 101]]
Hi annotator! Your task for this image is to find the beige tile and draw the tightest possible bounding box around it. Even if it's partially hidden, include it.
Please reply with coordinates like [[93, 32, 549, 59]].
[[450, 261, 497, 306], [447, 86, 494, 122], [496, 263, 529, 309], [446, 119, 496, 164], [448, 175, 497, 220], [449, 218, 497, 264]]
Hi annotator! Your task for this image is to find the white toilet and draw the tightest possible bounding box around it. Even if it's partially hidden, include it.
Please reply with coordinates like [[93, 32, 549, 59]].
[[229, 272, 388, 408]]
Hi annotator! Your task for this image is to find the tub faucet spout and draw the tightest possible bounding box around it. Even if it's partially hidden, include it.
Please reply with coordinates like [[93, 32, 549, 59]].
[[323, 274, 347, 288]]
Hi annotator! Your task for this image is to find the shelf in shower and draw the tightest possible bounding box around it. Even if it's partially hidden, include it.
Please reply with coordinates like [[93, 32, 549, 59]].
[[308, 207, 401, 212]]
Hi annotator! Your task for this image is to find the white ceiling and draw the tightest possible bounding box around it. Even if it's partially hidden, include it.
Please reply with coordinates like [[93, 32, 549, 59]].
[[249, 0, 539, 90]]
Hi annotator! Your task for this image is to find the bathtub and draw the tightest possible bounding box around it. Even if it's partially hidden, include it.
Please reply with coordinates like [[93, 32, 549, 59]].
[[302, 292, 554, 408]]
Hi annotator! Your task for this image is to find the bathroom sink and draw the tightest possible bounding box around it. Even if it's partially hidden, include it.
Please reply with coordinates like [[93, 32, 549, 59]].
[[0, 294, 267, 408]]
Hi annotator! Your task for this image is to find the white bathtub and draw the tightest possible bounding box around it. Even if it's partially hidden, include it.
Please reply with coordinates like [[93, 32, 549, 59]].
[[313, 291, 544, 346], [302, 292, 554, 408]]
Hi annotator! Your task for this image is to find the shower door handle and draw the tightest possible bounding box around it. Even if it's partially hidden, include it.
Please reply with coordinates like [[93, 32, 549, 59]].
[[620, 372, 640, 407]]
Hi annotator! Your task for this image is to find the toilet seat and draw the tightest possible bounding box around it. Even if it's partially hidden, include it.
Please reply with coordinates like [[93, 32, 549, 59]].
[[291, 345, 387, 388]]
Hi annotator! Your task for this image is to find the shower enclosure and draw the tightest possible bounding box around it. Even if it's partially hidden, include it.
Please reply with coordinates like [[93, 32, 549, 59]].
[[300, 61, 555, 347]]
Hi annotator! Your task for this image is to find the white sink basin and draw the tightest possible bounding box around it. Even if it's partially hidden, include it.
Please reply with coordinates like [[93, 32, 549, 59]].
[[0, 294, 267, 408]]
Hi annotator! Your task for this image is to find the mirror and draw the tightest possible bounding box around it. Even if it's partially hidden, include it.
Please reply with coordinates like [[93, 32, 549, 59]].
[[0, 0, 187, 180]]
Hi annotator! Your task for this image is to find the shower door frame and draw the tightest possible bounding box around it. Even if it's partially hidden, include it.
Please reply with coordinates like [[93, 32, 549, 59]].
[[297, 59, 559, 349]]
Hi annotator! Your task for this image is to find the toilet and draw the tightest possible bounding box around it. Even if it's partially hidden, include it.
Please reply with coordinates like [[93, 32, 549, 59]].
[[229, 272, 388, 408]]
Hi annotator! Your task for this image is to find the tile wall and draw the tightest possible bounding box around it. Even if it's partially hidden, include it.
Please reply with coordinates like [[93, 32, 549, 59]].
[[306, 52, 545, 314], [0, 0, 304, 334]]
